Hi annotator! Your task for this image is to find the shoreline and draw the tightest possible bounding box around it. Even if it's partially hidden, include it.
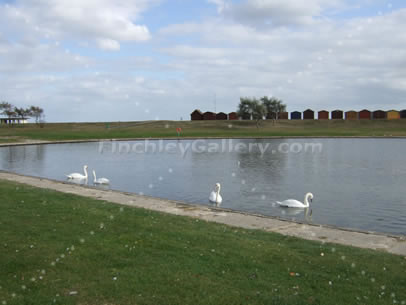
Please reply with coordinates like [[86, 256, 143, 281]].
[[1, 170, 405, 256]]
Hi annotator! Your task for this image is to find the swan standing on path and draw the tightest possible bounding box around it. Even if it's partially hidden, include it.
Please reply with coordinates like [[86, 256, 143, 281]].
[[92, 170, 110, 184], [66, 165, 88, 180], [277, 192, 314, 208], [209, 183, 222, 205]]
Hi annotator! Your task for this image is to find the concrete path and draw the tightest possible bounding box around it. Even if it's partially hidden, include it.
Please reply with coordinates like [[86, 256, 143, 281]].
[[2, 136, 406, 148], [1, 171, 405, 256]]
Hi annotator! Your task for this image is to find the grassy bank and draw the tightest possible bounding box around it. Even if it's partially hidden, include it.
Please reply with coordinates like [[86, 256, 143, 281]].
[[0, 180, 405, 305], [1, 119, 406, 143]]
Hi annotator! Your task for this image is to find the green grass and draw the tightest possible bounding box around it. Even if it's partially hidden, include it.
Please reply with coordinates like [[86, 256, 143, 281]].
[[0, 180, 405, 305], [1, 119, 406, 143]]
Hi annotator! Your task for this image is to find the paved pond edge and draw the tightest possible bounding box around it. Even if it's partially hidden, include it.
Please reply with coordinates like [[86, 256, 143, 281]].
[[1, 171, 405, 256]]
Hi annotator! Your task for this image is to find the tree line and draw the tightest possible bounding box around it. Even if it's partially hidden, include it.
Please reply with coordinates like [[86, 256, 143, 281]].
[[0, 101, 44, 123], [237, 96, 286, 126]]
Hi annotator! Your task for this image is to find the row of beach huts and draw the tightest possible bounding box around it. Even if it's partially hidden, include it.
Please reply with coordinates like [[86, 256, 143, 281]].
[[191, 109, 406, 121]]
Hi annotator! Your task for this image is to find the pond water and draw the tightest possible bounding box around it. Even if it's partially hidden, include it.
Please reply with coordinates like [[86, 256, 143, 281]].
[[1, 138, 405, 236]]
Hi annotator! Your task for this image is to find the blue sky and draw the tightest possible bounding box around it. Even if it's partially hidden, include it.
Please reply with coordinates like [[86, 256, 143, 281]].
[[0, 0, 405, 122]]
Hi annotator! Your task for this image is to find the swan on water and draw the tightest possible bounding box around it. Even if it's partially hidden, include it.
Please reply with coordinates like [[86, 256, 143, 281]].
[[277, 192, 313, 208], [209, 183, 222, 205], [92, 170, 110, 184], [66, 165, 88, 180]]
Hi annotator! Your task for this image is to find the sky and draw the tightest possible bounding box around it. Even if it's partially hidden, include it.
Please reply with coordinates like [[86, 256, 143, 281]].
[[0, 0, 405, 122]]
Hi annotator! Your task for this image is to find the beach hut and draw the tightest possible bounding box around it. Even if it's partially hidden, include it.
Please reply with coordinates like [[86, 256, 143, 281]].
[[387, 110, 400, 120], [190, 109, 203, 121], [203, 111, 216, 120], [373, 110, 386, 120], [359, 109, 371, 120], [228, 112, 238, 120], [303, 109, 314, 120], [216, 112, 227, 120], [278, 112, 289, 120], [332, 110, 344, 120], [291, 111, 302, 120], [266, 111, 277, 120], [401, 110, 406, 119], [318, 110, 329, 120], [345, 111, 358, 120]]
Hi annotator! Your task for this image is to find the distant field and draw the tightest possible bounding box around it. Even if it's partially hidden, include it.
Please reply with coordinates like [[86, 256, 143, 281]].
[[1, 119, 406, 143]]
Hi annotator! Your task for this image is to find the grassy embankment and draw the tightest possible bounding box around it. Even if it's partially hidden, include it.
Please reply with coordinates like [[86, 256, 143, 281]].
[[1, 119, 406, 143], [0, 180, 405, 305]]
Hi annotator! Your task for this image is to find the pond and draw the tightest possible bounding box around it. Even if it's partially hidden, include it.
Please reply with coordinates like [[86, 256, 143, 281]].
[[1, 138, 405, 236]]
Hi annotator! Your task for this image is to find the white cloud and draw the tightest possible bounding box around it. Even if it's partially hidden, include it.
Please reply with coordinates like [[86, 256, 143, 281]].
[[207, 0, 230, 13], [161, 45, 234, 59], [0, 0, 153, 50], [1, 1, 406, 122], [158, 8, 406, 113], [96, 38, 121, 51], [209, 0, 346, 26], [0, 41, 90, 75]]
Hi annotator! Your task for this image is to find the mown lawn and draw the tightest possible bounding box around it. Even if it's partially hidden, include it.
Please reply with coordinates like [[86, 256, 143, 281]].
[[1, 119, 406, 143], [0, 180, 405, 305]]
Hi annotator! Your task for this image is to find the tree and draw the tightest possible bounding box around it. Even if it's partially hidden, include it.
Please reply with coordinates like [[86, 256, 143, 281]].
[[1, 102, 44, 124], [237, 97, 253, 120], [14, 107, 25, 118], [260, 96, 286, 119], [0, 101, 15, 118], [29, 106, 44, 124], [250, 99, 267, 128], [23, 107, 32, 118], [237, 97, 267, 128]]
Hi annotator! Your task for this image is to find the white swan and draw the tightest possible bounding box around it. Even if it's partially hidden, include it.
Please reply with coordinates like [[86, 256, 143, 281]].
[[92, 170, 110, 184], [209, 183, 222, 205], [277, 192, 314, 208], [66, 165, 88, 180]]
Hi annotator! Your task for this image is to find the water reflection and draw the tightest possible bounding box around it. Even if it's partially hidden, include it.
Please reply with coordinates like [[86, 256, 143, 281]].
[[65, 177, 111, 189], [92, 183, 111, 191], [1, 145, 45, 171], [238, 147, 287, 177], [0, 138, 405, 235], [67, 178, 89, 186], [279, 207, 313, 222]]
